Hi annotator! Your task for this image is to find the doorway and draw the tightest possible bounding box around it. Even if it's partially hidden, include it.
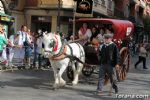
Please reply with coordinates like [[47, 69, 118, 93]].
[[31, 16, 51, 34], [35, 22, 51, 32]]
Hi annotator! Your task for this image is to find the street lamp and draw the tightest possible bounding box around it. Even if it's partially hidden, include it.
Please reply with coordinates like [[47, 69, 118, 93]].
[[57, 0, 61, 33]]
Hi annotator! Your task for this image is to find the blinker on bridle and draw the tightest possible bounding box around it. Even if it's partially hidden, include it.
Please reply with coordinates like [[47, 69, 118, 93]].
[[49, 39, 56, 48]]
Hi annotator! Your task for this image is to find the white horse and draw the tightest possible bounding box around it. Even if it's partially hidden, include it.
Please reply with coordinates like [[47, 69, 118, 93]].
[[42, 32, 85, 88]]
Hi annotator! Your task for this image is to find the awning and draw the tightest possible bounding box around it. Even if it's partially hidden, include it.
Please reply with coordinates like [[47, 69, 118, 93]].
[[0, 12, 14, 23]]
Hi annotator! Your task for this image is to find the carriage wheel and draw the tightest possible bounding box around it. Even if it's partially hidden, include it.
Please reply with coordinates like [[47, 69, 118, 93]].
[[116, 47, 130, 81], [82, 65, 94, 77], [66, 66, 74, 81]]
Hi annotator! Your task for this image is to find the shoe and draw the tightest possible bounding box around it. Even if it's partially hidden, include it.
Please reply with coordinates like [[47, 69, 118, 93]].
[[115, 87, 118, 93], [22, 66, 26, 69], [95, 91, 103, 96], [29, 66, 33, 69], [134, 64, 137, 69], [17, 66, 22, 70], [143, 67, 148, 69], [113, 85, 118, 94]]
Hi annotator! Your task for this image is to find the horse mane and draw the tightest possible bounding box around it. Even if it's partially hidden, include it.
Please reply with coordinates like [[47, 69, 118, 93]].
[[44, 32, 54, 37], [45, 32, 60, 38]]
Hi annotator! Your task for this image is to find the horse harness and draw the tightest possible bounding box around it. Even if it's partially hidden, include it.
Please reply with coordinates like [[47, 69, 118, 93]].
[[50, 44, 67, 60], [50, 42, 81, 62], [50, 41, 83, 64]]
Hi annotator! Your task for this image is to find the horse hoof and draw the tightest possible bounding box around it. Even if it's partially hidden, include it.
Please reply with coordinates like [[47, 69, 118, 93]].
[[53, 84, 59, 89], [72, 81, 77, 86], [52, 85, 59, 90], [52, 87, 59, 91], [60, 81, 66, 87], [60, 84, 66, 87]]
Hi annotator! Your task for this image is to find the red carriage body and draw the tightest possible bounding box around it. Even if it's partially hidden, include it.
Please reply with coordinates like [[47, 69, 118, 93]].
[[74, 18, 134, 81]]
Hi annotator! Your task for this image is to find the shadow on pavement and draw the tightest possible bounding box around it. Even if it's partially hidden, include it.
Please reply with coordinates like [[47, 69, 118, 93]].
[[61, 86, 117, 100], [0, 78, 54, 90]]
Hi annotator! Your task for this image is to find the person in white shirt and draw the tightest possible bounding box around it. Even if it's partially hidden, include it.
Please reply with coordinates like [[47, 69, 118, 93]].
[[32, 29, 43, 69], [134, 43, 148, 69], [15, 25, 28, 69], [24, 29, 33, 68], [78, 23, 92, 45]]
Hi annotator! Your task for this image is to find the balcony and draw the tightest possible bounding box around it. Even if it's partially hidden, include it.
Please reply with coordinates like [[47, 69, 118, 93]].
[[106, 0, 114, 17], [37, 0, 60, 8], [114, 7, 124, 18], [107, 8, 113, 17], [37, 0, 74, 9], [93, 0, 107, 15]]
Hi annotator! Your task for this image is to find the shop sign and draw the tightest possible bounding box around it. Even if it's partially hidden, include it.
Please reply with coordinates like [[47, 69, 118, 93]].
[[0, 16, 10, 22], [75, 0, 93, 17]]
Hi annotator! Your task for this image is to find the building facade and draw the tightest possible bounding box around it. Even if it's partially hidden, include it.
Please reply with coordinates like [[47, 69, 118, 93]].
[[1, 0, 150, 40], [128, 0, 150, 42], [5, 0, 116, 34]]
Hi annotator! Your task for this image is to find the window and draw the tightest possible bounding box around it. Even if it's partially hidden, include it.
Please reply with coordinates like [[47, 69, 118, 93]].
[[8, 0, 18, 9], [101, 0, 105, 5], [94, 0, 101, 7], [107, 0, 112, 10]]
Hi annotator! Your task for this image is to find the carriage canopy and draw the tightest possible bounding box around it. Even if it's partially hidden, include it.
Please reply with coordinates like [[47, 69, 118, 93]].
[[75, 18, 134, 41]]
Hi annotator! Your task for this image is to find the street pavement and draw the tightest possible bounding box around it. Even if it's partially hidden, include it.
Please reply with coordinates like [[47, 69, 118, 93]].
[[0, 55, 150, 100]]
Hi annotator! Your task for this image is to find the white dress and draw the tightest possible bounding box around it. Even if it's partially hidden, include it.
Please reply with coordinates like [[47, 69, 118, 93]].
[[12, 31, 26, 64]]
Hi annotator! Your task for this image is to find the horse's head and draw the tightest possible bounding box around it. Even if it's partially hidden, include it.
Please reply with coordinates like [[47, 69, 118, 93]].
[[42, 32, 61, 56]]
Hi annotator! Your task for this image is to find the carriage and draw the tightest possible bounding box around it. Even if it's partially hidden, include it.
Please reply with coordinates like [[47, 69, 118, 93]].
[[67, 18, 134, 81]]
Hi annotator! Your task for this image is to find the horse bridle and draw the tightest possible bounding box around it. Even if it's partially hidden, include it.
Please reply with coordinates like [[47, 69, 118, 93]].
[[48, 39, 56, 49], [47, 35, 59, 52]]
